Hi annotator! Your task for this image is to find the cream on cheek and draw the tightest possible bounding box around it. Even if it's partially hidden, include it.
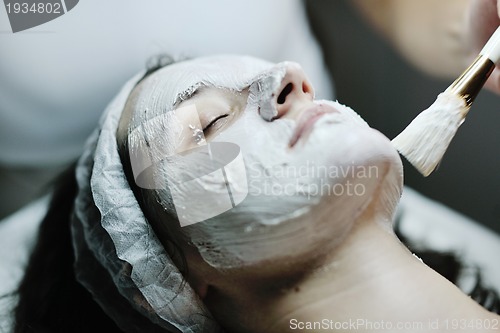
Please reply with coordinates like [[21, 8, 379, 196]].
[[128, 103, 209, 189], [128, 90, 249, 190], [178, 99, 403, 269]]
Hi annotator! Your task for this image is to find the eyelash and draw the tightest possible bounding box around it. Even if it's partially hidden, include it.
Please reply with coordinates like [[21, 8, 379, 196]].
[[203, 114, 229, 132]]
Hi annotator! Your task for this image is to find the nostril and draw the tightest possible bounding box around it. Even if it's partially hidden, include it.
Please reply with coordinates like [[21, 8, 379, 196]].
[[302, 81, 312, 94], [277, 83, 293, 104]]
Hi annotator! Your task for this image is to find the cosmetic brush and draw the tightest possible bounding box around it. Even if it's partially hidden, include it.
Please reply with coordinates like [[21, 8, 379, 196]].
[[392, 26, 500, 176]]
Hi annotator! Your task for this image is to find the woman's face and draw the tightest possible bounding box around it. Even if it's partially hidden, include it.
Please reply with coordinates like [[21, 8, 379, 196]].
[[124, 55, 403, 271]]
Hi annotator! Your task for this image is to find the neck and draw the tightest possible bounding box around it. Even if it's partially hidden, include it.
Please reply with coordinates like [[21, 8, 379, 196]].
[[258, 206, 499, 333]]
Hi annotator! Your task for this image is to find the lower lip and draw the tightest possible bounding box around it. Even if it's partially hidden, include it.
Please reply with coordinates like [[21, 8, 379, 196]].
[[289, 104, 337, 147]]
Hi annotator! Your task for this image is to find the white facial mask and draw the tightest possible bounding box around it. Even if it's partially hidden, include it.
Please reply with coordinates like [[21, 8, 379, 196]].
[[127, 55, 287, 189], [127, 56, 403, 269], [181, 99, 402, 268], [127, 55, 284, 131]]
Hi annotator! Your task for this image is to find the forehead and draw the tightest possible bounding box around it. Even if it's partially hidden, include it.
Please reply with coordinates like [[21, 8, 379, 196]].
[[139, 55, 274, 106], [124, 56, 275, 132]]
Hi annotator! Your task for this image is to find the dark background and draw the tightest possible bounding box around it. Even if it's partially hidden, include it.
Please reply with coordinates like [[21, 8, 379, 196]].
[[306, 0, 500, 234]]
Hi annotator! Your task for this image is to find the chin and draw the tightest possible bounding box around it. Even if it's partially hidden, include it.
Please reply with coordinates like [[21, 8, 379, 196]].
[[288, 108, 404, 249]]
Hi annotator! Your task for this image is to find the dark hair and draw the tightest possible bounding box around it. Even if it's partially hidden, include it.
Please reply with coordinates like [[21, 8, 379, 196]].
[[395, 215, 500, 313], [11, 164, 122, 333], [137, 54, 177, 85]]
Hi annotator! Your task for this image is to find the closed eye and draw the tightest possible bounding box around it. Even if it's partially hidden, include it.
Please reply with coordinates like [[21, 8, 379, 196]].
[[203, 114, 229, 132]]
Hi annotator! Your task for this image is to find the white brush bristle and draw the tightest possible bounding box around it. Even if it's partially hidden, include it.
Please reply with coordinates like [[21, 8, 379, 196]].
[[391, 91, 469, 176]]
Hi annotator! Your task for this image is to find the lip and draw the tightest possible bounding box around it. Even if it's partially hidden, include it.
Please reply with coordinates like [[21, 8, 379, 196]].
[[289, 103, 338, 147]]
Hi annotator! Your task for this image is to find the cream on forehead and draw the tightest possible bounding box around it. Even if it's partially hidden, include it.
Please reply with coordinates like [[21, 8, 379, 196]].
[[127, 55, 286, 132], [127, 56, 290, 188]]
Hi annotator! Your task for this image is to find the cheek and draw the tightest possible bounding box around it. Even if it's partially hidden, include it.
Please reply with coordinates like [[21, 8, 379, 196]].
[[162, 142, 248, 228], [128, 104, 211, 190], [305, 121, 403, 219]]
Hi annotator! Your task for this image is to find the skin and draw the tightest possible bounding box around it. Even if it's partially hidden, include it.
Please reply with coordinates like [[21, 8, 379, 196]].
[[118, 62, 500, 333], [352, 0, 500, 94]]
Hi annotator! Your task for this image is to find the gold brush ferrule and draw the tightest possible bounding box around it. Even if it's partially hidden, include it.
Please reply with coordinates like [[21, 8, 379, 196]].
[[448, 54, 495, 107]]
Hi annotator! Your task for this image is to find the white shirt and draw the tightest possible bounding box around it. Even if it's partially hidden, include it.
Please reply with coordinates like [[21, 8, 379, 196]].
[[0, 0, 332, 166]]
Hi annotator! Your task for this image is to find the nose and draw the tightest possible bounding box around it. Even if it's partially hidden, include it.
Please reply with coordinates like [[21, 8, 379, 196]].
[[274, 63, 314, 119]]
